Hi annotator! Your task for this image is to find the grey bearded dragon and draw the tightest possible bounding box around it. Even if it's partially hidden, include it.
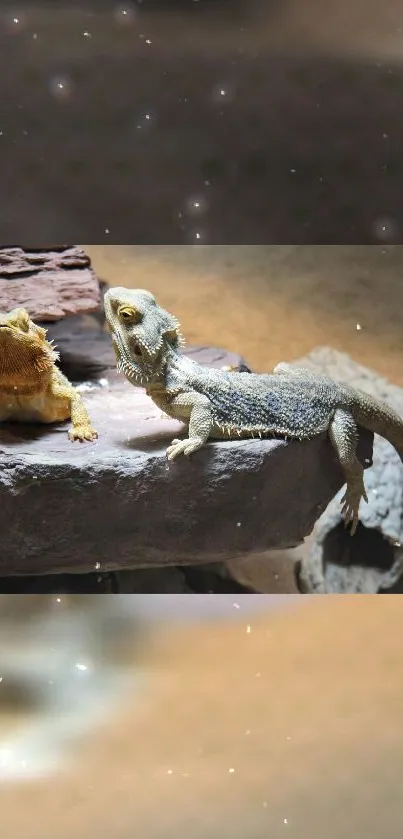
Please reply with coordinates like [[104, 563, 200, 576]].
[[104, 287, 403, 535]]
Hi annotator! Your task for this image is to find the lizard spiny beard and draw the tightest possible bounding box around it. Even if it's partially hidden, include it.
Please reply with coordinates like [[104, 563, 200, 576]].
[[114, 334, 165, 386], [0, 338, 56, 381]]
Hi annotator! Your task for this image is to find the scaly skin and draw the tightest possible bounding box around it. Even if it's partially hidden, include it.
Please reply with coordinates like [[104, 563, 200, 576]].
[[104, 287, 403, 534], [0, 307, 97, 442]]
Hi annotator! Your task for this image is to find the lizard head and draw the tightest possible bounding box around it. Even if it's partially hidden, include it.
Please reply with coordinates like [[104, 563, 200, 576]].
[[0, 308, 59, 385], [103, 287, 184, 384]]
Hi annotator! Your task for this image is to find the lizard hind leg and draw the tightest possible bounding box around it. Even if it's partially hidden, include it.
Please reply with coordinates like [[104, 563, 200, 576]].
[[328, 409, 368, 536]]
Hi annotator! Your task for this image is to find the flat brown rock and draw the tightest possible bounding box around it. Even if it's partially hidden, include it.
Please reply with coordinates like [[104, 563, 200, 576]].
[[0, 373, 373, 577], [0, 246, 100, 321]]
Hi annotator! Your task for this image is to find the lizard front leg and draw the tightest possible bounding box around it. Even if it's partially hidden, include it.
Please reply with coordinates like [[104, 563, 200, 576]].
[[328, 408, 368, 535], [166, 392, 213, 461], [68, 393, 98, 442], [50, 370, 98, 443]]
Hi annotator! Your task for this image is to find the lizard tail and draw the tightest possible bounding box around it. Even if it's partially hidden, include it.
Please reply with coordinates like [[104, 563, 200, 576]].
[[353, 397, 403, 462]]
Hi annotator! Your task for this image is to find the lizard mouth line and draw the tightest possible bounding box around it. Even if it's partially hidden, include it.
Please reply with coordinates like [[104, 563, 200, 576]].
[[117, 341, 165, 388]]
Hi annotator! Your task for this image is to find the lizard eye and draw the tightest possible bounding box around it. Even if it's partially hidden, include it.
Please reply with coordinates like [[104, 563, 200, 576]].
[[118, 306, 141, 324], [11, 308, 30, 331]]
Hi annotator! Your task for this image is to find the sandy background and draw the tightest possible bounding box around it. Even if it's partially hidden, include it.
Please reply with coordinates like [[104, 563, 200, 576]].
[[1, 595, 403, 839], [85, 245, 403, 385]]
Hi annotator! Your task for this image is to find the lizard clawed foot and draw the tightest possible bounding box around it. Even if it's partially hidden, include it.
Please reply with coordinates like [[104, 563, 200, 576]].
[[340, 485, 368, 536], [68, 425, 98, 443], [166, 437, 204, 461]]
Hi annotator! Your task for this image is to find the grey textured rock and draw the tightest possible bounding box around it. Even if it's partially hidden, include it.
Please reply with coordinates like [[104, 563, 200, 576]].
[[43, 313, 116, 380], [294, 347, 403, 594], [0, 246, 101, 321], [0, 372, 371, 577]]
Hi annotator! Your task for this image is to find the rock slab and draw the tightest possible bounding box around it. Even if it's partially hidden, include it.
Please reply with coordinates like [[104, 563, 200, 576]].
[[0, 246, 101, 321], [0, 372, 372, 577]]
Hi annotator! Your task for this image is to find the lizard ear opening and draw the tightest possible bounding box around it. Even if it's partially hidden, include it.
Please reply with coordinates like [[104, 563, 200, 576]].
[[160, 311, 183, 348], [163, 326, 181, 346]]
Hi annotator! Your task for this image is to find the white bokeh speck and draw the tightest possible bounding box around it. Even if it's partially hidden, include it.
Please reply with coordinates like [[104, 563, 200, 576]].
[[114, 4, 137, 26], [212, 82, 236, 105], [373, 216, 399, 242], [49, 76, 73, 100]]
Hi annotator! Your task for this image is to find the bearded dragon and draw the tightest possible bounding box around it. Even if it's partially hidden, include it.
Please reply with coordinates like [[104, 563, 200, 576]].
[[0, 307, 97, 442], [104, 287, 403, 534]]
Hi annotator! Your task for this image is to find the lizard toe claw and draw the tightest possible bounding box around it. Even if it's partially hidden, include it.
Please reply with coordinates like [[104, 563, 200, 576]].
[[166, 439, 187, 461], [69, 426, 98, 443], [166, 437, 204, 461], [340, 493, 360, 535]]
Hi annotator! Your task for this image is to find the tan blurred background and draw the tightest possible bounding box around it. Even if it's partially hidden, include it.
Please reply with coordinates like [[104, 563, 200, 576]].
[[85, 245, 403, 384], [1, 595, 403, 839]]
